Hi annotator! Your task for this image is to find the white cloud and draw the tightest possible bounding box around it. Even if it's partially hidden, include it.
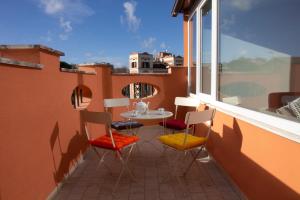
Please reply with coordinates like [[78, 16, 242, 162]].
[[59, 33, 69, 40], [40, 31, 52, 42], [120, 1, 141, 32], [40, 0, 64, 14], [59, 17, 72, 32], [39, 0, 94, 18], [58, 17, 72, 40], [160, 42, 167, 49], [229, 0, 254, 11], [39, 0, 93, 41], [221, 14, 235, 30], [142, 37, 156, 49]]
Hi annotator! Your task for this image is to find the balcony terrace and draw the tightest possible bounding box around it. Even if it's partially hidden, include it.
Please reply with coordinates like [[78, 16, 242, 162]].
[[52, 126, 244, 200], [1, 44, 300, 200]]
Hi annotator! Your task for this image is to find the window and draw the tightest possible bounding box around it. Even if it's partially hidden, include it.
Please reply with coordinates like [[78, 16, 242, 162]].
[[132, 62, 137, 68], [218, 0, 300, 121], [142, 62, 150, 68], [188, 11, 197, 94], [188, 0, 300, 141], [188, 0, 212, 96], [201, 0, 211, 94]]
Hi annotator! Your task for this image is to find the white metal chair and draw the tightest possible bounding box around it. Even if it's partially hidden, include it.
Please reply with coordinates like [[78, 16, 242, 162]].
[[82, 110, 139, 193], [158, 108, 216, 191], [159, 97, 200, 132], [104, 98, 143, 134]]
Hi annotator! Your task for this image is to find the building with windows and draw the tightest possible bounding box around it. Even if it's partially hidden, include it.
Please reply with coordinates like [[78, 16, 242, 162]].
[[129, 52, 169, 73], [129, 52, 153, 73], [156, 51, 184, 67], [162, 55, 183, 67]]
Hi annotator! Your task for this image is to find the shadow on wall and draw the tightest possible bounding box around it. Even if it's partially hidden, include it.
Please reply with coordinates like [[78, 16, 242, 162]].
[[207, 118, 300, 200], [50, 122, 88, 184]]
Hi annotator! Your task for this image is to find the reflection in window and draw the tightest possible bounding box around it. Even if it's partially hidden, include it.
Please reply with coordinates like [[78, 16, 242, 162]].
[[201, 0, 211, 94], [218, 0, 300, 121], [122, 83, 158, 99]]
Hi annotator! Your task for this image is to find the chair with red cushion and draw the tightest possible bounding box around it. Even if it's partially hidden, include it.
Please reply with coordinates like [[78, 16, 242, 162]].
[[159, 97, 200, 131], [82, 110, 139, 194]]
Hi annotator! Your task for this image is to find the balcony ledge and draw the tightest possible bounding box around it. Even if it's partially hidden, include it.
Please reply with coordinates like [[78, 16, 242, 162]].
[[0, 57, 43, 69]]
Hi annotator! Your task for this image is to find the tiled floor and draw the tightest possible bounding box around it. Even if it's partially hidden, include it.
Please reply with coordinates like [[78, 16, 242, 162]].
[[52, 126, 246, 200]]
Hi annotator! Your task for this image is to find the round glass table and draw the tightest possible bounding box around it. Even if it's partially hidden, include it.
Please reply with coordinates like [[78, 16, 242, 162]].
[[120, 110, 173, 152], [120, 110, 173, 120]]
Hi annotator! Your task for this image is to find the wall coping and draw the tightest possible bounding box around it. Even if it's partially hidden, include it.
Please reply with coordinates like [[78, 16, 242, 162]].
[[0, 57, 43, 69], [0, 44, 65, 56], [60, 68, 96, 75], [112, 72, 171, 76], [77, 62, 113, 68]]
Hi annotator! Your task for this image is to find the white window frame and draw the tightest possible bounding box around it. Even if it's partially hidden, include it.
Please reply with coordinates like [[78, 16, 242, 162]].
[[188, 0, 300, 143]]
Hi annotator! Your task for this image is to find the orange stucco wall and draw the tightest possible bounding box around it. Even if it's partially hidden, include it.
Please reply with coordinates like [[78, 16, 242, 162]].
[[0, 50, 188, 200], [0, 49, 41, 64], [203, 110, 300, 200]]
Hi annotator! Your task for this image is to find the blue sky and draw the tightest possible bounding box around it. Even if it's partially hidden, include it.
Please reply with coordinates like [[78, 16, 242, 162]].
[[0, 0, 183, 67]]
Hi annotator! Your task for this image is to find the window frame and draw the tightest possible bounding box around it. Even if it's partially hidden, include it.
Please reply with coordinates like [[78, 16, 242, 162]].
[[188, 0, 300, 143]]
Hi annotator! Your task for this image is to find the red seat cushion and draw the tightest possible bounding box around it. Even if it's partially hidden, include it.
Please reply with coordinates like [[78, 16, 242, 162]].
[[89, 132, 139, 150], [159, 119, 187, 130]]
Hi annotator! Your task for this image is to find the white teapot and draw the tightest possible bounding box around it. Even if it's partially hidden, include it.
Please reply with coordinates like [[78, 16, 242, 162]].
[[134, 100, 150, 114]]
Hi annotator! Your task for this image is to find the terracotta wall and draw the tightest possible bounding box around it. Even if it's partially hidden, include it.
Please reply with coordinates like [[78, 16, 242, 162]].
[[0, 49, 187, 200], [205, 110, 300, 200]]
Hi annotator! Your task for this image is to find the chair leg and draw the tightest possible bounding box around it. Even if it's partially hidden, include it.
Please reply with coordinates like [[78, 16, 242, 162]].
[[183, 146, 204, 176], [91, 147, 113, 176], [163, 151, 188, 196], [112, 147, 136, 194]]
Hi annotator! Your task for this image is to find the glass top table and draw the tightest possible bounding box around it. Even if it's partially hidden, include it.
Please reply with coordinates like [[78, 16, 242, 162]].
[[120, 110, 173, 120], [120, 110, 173, 148]]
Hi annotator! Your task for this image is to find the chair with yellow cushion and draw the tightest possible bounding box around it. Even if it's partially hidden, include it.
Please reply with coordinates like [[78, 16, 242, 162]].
[[158, 108, 215, 184]]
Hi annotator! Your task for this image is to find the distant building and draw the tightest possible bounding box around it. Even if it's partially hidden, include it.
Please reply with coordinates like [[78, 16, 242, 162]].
[[156, 51, 183, 67], [129, 52, 169, 73], [129, 52, 153, 73]]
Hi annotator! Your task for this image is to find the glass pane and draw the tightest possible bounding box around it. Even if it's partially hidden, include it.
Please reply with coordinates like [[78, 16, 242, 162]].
[[219, 0, 300, 122], [201, 0, 212, 94], [190, 13, 197, 94]]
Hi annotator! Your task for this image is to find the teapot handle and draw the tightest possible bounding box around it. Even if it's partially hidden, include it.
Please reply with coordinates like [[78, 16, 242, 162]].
[[132, 102, 137, 110]]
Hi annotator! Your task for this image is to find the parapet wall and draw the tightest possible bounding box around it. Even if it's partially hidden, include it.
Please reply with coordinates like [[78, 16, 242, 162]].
[[0, 45, 187, 200]]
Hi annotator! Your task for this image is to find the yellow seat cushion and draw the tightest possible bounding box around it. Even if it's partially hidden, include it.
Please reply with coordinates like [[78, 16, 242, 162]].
[[159, 133, 207, 150]]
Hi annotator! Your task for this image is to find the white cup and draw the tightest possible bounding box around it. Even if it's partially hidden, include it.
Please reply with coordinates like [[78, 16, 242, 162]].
[[158, 108, 165, 115]]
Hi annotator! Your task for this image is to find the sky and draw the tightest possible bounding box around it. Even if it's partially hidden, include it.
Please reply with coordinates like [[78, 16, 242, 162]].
[[0, 0, 183, 67]]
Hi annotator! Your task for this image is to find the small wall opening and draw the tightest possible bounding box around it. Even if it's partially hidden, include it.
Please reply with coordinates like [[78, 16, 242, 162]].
[[122, 82, 158, 99], [71, 85, 92, 110]]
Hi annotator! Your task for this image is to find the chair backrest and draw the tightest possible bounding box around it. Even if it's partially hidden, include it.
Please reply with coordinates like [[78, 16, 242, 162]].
[[183, 108, 216, 144], [174, 97, 200, 119], [104, 98, 130, 110], [82, 110, 116, 147]]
